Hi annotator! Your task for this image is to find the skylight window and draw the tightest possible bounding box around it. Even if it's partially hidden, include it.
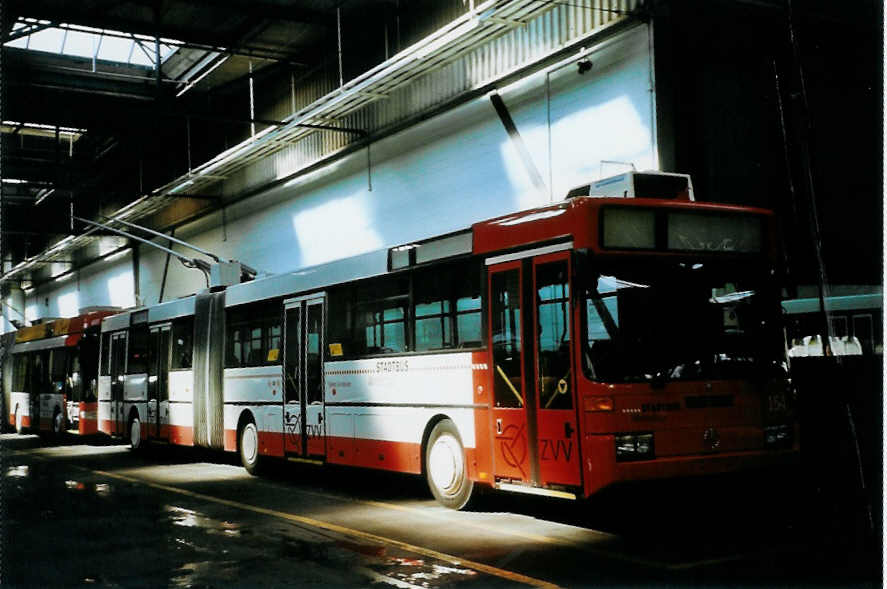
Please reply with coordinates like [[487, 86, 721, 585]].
[[5, 18, 180, 67]]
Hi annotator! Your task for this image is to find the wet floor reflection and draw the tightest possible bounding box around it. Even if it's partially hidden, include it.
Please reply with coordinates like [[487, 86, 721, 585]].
[[166, 504, 243, 537], [369, 557, 479, 587], [66, 479, 88, 491], [6, 464, 29, 477]]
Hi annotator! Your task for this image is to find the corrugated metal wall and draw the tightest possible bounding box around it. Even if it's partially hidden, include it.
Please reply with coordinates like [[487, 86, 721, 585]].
[[224, 0, 640, 197]]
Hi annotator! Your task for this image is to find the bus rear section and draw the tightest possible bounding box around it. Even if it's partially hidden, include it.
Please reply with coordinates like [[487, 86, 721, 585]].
[[7, 311, 112, 436]]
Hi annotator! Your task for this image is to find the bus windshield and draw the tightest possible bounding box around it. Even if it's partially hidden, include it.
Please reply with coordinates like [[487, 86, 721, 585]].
[[583, 260, 784, 383]]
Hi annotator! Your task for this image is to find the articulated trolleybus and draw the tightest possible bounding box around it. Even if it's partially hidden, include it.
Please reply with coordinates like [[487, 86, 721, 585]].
[[6, 310, 114, 436], [99, 173, 798, 508]]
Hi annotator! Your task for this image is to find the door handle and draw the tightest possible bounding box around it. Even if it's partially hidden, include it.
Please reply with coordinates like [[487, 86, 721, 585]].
[[317, 413, 323, 424], [496, 418, 503, 435], [564, 421, 574, 438]]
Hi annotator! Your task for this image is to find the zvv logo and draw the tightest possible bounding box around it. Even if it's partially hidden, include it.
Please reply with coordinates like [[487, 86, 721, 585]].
[[497, 423, 528, 477]]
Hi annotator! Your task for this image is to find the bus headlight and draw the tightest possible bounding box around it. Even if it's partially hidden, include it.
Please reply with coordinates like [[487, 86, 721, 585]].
[[764, 424, 793, 448], [615, 432, 655, 461]]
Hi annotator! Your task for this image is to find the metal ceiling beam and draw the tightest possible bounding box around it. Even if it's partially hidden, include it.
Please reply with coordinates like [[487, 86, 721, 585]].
[[6, 9, 319, 63]]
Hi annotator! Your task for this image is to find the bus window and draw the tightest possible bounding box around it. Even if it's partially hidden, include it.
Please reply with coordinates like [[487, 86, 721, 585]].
[[226, 302, 282, 368], [171, 319, 193, 370], [491, 269, 523, 408], [413, 261, 482, 351], [50, 349, 68, 394], [127, 326, 149, 374], [536, 261, 571, 410], [100, 333, 111, 376], [69, 351, 82, 402], [13, 354, 28, 391], [853, 314, 874, 355], [354, 276, 410, 355]]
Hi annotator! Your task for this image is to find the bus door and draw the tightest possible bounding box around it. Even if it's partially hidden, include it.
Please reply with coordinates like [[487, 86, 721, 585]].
[[147, 324, 171, 440], [109, 332, 127, 435], [488, 253, 583, 488], [488, 261, 532, 483], [283, 294, 326, 458], [532, 253, 581, 486]]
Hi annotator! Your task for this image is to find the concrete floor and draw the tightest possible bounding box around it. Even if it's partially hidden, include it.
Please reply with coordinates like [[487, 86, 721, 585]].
[[0, 434, 877, 588]]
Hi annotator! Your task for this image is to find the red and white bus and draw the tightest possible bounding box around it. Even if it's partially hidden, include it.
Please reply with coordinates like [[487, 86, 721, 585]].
[[98, 181, 798, 508], [7, 310, 114, 436]]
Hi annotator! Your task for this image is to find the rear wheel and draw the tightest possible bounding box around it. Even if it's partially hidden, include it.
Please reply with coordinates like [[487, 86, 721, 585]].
[[129, 416, 142, 451], [239, 421, 262, 475], [52, 410, 65, 437], [425, 419, 474, 510]]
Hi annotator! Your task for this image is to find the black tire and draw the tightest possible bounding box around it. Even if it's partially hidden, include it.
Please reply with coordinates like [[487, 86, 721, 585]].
[[239, 420, 262, 475], [425, 419, 474, 510]]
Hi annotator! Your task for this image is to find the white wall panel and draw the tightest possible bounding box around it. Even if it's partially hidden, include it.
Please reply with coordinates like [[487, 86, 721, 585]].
[[26, 251, 134, 322]]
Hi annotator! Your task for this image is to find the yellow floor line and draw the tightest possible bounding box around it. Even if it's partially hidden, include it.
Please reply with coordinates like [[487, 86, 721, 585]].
[[88, 467, 560, 589]]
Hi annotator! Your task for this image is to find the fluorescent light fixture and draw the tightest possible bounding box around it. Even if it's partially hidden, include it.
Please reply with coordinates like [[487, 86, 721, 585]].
[[168, 179, 195, 194], [176, 54, 230, 98], [34, 188, 56, 205]]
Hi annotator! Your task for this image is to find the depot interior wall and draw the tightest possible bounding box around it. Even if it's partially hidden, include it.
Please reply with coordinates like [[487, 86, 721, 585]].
[[24, 253, 135, 324], [28, 25, 656, 319]]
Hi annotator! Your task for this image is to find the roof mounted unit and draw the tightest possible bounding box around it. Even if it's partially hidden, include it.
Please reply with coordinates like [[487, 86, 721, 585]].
[[566, 171, 695, 201], [389, 229, 473, 271]]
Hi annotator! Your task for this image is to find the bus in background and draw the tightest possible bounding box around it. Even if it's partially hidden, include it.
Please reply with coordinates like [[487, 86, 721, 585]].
[[98, 172, 798, 509], [782, 291, 882, 357], [8, 309, 115, 436]]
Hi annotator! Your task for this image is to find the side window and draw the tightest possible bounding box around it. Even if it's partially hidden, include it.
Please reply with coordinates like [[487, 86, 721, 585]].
[[32, 351, 49, 394], [225, 302, 282, 368], [99, 333, 111, 376], [355, 276, 410, 355], [413, 260, 482, 351], [50, 349, 68, 393], [171, 319, 193, 370], [13, 354, 28, 391], [127, 326, 149, 374], [112, 333, 128, 377]]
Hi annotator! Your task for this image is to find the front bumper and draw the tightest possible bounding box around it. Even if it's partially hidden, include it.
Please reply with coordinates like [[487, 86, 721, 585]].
[[583, 434, 800, 497]]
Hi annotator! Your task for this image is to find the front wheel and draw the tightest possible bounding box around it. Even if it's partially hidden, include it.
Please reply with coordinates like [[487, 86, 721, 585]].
[[239, 421, 262, 475], [425, 419, 474, 510]]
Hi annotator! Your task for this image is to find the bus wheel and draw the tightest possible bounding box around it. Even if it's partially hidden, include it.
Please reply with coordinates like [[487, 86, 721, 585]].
[[425, 419, 473, 510], [239, 421, 262, 475], [129, 416, 142, 451], [52, 410, 64, 437], [14, 406, 22, 434]]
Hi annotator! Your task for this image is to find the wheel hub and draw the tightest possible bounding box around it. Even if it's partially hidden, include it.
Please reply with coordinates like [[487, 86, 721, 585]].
[[429, 434, 463, 495], [130, 420, 140, 448], [242, 426, 258, 464]]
